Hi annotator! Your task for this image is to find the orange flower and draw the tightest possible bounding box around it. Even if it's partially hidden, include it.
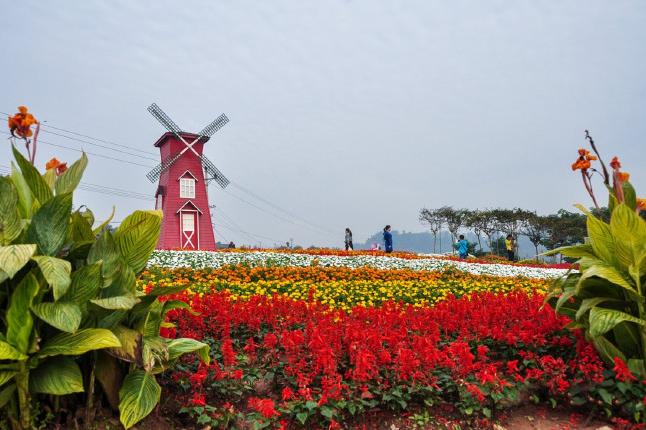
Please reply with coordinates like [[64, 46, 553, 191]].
[[7, 106, 38, 139], [571, 148, 596, 171], [617, 171, 630, 183], [45, 158, 68, 176], [610, 156, 621, 170], [637, 198, 646, 213]]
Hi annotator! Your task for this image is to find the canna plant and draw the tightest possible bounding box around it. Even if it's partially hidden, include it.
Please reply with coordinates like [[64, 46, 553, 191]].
[[546, 131, 646, 378], [0, 107, 209, 429]]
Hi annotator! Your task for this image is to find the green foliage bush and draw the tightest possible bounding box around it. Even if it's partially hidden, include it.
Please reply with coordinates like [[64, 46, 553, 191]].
[[0, 147, 209, 429]]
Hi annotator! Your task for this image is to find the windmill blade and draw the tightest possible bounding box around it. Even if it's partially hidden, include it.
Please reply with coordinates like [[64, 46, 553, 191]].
[[145, 152, 182, 182], [198, 113, 229, 137], [148, 103, 182, 134], [201, 155, 230, 188]]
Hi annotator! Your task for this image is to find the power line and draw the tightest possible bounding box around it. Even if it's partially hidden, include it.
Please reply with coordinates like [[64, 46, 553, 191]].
[[1, 131, 156, 169], [0, 111, 158, 156]]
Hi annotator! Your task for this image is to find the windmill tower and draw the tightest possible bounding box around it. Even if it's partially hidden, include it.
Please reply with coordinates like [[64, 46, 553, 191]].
[[146, 103, 230, 250]]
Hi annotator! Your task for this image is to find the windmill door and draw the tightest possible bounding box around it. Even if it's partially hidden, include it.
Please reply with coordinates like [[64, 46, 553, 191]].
[[180, 211, 198, 249]]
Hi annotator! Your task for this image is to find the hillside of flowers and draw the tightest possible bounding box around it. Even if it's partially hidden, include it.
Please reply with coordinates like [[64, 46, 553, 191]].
[[143, 252, 646, 429]]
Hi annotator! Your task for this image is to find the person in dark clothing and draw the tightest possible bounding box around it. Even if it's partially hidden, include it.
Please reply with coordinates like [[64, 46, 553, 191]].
[[383, 225, 393, 253], [227, 241, 236, 249], [344, 228, 353, 251]]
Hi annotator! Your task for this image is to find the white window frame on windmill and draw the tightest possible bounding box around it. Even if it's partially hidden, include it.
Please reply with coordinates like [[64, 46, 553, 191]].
[[178, 171, 197, 199]]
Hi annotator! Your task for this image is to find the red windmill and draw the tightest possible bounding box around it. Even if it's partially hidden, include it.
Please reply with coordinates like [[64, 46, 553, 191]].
[[146, 103, 230, 250]]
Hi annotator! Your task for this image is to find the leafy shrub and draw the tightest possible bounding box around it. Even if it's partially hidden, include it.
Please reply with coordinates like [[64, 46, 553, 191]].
[[0, 144, 209, 429]]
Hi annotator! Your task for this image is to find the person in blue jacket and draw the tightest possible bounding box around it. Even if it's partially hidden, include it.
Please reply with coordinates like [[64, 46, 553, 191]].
[[455, 234, 469, 259], [383, 225, 393, 253]]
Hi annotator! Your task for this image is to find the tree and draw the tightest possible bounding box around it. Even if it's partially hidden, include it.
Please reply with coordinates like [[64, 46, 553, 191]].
[[464, 210, 486, 253], [435, 206, 468, 252], [419, 208, 443, 253], [541, 209, 587, 262], [520, 213, 550, 261]]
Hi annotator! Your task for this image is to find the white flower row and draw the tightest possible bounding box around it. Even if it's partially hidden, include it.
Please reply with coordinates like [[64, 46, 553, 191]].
[[147, 250, 570, 279]]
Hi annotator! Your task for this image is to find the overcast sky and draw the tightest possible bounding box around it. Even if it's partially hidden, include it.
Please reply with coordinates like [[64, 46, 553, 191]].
[[2, 1, 645, 247]]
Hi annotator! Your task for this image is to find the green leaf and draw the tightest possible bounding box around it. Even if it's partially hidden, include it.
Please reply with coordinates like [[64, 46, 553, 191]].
[[43, 168, 56, 190], [0, 371, 16, 387], [146, 284, 188, 297], [542, 244, 596, 258], [29, 357, 84, 395], [576, 297, 621, 321], [142, 300, 164, 339], [610, 204, 646, 271], [31, 302, 82, 333], [554, 288, 576, 314], [89, 231, 121, 283], [0, 384, 16, 409], [597, 388, 612, 405], [91, 295, 140, 310], [7, 272, 39, 353], [166, 338, 210, 364], [118, 370, 161, 429], [0, 177, 22, 244], [70, 210, 94, 242], [586, 215, 616, 266], [12, 145, 53, 204], [162, 300, 195, 318], [589, 307, 646, 336], [27, 193, 73, 256], [106, 325, 142, 364], [54, 152, 87, 195], [32, 256, 72, 300], [576, 259, 636, 295], [11, 163, 33, 218], [0, 340, 27, 360], [592, 335, 625, 364], [38, 328, 121, 358], [92, 207, 116, 236], [65, 262, 102, 304], [623, 182, 637, 210], [628, 359, 646, 379], [114, 210, 162, 273], [0, 244, 36, 278], [614, 322, 641, 358]]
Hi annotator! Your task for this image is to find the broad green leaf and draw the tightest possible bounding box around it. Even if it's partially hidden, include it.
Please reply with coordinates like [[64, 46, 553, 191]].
[[98, 310, 127, 329], [576, 259, 636, 296], [0, 244, 36, 278], [38, 328, 121, 358], [7, 273, 39, 353], [12, 145, 52, 204], [119, 370, 161, 429], [162, 300, 195, 318], [114, 210, 162, 273], [586, 215, 616, 267], [576, 297, 621, 321], [27, 193, 73, 256], [614, 322, 641, 358], [0, 177, 22, 244], [142, 300, 164, 339], [70, 211, 94, 242], [54, 152, 87, 195], [0, 384, 16, 409], [610, 204, 646, 271], [589, 307, 646, 336], [96, 352, 122, 410], [106, 326, 142, 363], [91, 295, 140, 310], [592, 335, 625, 364], [31, 302, 82, 333], [102, 262, 136, 297], [11, 163, 33, 218], [32, 256, 72, 300], [146, 284, 188, 297], [623, 181, 637, 210], [92, 206, 115, 236], [65, 262, 102, 304], [166, 338, 210, 364], [0, 340, 27, 360], [142, 336, 168, 372], [89, 231, 121, 283], [542, 244, 595, 259], [554, 288, 576, 314], [0, 371, 16, 387], [29, 357, 84, 395]]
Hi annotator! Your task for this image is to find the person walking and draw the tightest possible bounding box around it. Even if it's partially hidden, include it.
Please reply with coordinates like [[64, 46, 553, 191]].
[[505, 234, 515, 261], [344, 228, 354, 251], [383, 225, 393, 253], [455, 234, 469, 260]]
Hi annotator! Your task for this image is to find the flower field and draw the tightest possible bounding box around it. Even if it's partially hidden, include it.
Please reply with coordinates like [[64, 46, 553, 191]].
[[146, 251, 646, 429]]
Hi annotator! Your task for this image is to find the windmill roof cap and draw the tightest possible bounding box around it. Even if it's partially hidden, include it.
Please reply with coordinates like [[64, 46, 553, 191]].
[[153, 131, 210, 148]]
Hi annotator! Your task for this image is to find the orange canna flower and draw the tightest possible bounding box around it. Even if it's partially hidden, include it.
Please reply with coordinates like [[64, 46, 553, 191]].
[[637, 198, 646, 213], [617, 171, 630, 183], [571, 148, 596, 171], [610, 156, 621, 170], [45, 158, 68, 176], [7, 106, 38, 139]]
